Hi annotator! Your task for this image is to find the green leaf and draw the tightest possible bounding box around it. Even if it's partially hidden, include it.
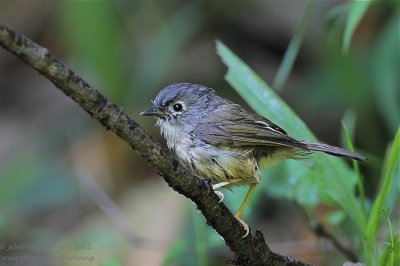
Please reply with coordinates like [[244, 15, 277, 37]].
[[216, 40, 366, 233], [366, 129, 400, 262], [341, 110, 357, 141], [342, 121, 366, 217], [342, 0, 372, 53], [378, 234, 400, 266]]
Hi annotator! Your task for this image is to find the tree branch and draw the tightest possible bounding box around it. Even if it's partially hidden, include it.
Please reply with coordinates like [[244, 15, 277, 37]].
[[0, 21, 313, 266]]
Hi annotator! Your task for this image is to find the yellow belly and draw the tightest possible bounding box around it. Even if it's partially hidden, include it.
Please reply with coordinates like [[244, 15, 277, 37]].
[[178, 144, 261, 187]]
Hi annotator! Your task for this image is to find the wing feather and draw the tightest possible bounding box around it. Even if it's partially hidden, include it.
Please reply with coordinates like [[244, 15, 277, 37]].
[[191, 99, 365, 161], [192, 104, 307, 150]]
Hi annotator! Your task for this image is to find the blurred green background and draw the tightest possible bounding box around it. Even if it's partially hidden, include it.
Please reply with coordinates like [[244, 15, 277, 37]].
[[0, 1, 398, 266]]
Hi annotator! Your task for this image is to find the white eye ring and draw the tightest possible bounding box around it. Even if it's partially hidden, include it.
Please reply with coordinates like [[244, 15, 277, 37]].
[[171, 102, 185, 114], [173, 103, 183, 112]]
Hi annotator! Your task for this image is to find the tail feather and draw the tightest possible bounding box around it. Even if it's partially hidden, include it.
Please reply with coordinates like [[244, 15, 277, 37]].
[[301, 141, 366, 161]]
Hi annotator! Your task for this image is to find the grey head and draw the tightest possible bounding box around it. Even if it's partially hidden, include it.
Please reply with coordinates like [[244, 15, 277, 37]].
[[140, 83, 217, 133]]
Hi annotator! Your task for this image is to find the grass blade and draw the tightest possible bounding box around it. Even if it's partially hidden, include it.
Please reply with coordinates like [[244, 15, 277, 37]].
[[273, 0, 315, 90], [366, 128, 400, 239], [342, 121, 366, 217], [378, 234, 399, 266]]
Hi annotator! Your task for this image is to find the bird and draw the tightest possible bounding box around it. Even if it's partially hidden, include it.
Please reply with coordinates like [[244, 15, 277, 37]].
[[140, 83, 365, 237]]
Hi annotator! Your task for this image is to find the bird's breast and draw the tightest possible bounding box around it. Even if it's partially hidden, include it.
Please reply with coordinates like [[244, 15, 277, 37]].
[[158, 122, 259, 186], [157, 120, 194, 156]]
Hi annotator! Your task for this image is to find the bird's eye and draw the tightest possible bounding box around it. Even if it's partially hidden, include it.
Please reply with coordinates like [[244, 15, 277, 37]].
[[173, 103, 183, 112]]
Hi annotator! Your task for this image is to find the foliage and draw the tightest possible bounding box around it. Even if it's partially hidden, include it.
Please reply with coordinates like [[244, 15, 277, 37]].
[[216, 38, 399, 266]]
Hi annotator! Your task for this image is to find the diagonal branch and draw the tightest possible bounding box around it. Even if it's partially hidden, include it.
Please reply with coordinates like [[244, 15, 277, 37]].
[[0, 21, 313, 266]]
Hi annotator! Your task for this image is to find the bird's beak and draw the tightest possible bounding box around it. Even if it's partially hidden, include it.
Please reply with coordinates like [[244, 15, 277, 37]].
[[140, 107, 167, 118]]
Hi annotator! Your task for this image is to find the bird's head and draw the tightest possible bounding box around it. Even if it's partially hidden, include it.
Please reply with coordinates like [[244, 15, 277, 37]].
[[140, 83, 215, 131]]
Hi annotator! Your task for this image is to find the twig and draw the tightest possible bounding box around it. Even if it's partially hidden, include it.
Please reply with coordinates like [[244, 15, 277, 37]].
[[298, 203, 358, 262], [313, 223, 358, 262], [0, 21, 313, 266]]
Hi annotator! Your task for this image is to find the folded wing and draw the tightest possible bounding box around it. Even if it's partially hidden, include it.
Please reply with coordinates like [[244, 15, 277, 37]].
[[192, 103, 365, 161], [192, 104, 307, 150]]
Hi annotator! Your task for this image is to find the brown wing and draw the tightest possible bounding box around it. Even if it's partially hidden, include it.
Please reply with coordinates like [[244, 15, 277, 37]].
[[192, 103, 307, 150]]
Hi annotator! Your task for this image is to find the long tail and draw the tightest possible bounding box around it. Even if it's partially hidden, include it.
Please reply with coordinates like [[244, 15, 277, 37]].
[[301, 141, 366, 161]]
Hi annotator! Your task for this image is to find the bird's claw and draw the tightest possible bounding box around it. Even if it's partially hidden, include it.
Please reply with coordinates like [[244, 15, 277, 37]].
[[234, 214, 250, 238], [214, 191, 224, 203]]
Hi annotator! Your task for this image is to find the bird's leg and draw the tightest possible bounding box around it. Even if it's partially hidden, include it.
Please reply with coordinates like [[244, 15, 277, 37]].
[[212, 179, 241, 202], [234, 184, 256, 238], [212, 179, 241, 189]]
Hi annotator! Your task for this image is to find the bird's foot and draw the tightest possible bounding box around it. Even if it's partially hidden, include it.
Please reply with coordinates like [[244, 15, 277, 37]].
[[214, 191, 224, 203], [233, 214, 250, 238]]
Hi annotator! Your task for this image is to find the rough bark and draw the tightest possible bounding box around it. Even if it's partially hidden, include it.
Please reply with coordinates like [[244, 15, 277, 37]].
[[0, 21, 313, 266]]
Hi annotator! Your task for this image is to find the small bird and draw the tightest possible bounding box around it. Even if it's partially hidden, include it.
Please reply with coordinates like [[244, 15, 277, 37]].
[[140, 83, 365, 237]]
